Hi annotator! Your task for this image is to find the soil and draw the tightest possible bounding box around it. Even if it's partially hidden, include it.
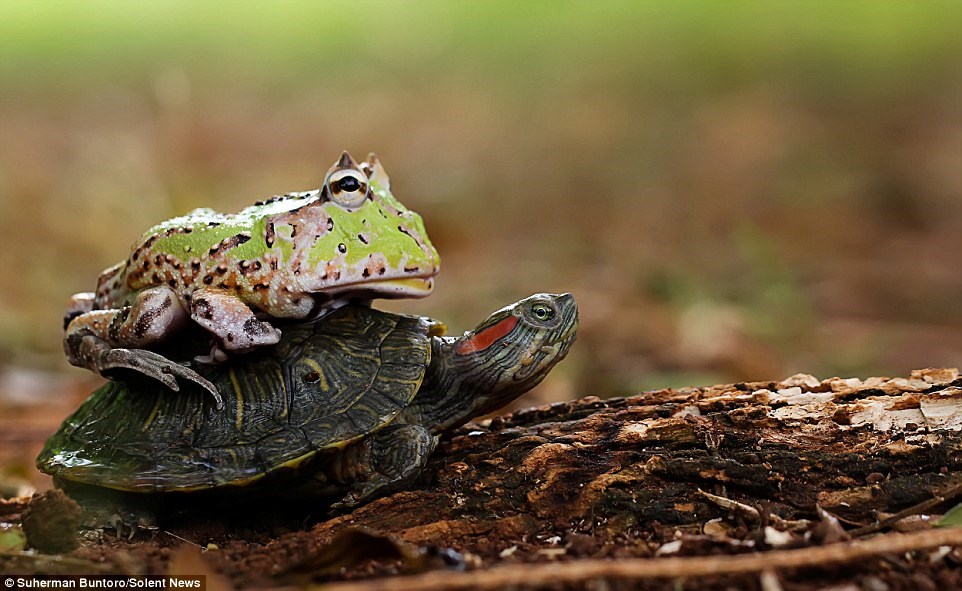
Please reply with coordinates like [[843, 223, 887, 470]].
[[3, 368, 962, 590]]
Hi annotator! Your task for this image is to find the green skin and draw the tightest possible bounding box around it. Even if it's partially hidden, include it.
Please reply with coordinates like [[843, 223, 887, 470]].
[[41, 293, 578, 529], [63, 152, 440, 405]]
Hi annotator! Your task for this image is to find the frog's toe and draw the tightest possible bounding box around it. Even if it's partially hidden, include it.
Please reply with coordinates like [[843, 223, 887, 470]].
[[107, 351, 181, 391], [160, 363, 223, 410], [194, 343, 230, 365], [101, 348, 223, 409]]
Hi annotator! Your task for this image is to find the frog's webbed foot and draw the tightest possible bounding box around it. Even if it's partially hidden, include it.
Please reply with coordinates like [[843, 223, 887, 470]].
[[63, 286, 222, 407], [67, 328, 222, 407], [101, 347, 223, 409]]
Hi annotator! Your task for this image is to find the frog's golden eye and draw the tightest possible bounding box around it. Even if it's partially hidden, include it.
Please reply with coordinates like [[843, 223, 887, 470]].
[[324, 169, 370, 208]]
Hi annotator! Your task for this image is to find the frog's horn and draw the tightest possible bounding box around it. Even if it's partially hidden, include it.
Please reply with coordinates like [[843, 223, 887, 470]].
[[321, 151, 363, 189], [334, 151, 361, 171], [364, 153, 391, 190]]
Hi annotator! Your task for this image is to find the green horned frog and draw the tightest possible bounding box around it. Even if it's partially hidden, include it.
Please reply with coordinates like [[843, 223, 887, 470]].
[[64, 152, 440, 406]]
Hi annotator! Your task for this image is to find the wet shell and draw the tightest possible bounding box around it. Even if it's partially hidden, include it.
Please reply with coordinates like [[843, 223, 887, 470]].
[[38, 306, 432, 492]]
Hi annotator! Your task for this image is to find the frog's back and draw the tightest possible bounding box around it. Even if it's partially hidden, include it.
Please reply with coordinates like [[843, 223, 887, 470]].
[[94, 194, 319, 307], [144, 193, 319, 240], [90, 153, 440, 313], [133, 194, 317, 265]]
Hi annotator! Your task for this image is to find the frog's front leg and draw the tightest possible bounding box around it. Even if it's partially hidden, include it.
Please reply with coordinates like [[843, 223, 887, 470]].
[[188, 289, 282, 355], [64, 292, 95, 330], [64, 286, 222, 408]]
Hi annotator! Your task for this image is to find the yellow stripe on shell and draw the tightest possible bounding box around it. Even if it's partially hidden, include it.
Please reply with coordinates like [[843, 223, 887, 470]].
[[228, 368, 245, 430], [301, 358, 330, 392], [142, 396, 163, 431]]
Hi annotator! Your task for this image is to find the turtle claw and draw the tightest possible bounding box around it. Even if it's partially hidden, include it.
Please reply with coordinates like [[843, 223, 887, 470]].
[[110, 514, 135, 541], [330, 488, 368, 511], [105, 510, 157, 541], [101, 348, 224, 409]]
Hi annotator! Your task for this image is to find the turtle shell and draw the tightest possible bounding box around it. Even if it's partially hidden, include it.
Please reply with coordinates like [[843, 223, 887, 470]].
[[38, 305, 432, 492]]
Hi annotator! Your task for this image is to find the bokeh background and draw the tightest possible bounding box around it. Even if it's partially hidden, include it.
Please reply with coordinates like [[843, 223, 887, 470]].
[[2, 2, 962, 487]]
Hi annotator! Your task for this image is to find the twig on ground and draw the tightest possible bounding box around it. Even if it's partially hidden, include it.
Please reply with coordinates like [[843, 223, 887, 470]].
[[848, 480, 962, 537], [310, 527, 962, 591], [0, 549, 115, 573], [698, 489, 810, 531]]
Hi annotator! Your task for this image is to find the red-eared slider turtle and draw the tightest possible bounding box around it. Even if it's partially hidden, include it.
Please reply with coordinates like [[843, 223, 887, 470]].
[[39, 293, 577, 516]]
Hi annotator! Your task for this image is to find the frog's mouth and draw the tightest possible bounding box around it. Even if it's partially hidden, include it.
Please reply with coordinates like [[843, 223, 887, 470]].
[[331, 276, 436, 299], [369, 276, 435, 297]]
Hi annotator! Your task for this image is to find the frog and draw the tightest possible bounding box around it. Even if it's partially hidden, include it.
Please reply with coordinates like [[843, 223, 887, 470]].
[[63, 152, 440, 406]]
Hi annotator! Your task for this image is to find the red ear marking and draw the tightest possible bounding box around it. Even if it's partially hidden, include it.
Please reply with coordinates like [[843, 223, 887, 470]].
[[457, 315, 519, 355]]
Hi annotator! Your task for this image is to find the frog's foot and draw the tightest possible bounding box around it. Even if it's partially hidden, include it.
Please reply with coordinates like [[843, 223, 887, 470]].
[[194, 343, 230, 365], [66, 326, 222, 407], [190, 289, 282, 353], [63, 286, 223, 406], [100, 348, 223, 409]]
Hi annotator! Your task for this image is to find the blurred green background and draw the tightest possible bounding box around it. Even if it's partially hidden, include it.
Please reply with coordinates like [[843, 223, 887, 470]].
[[2, 1, 961, 410]]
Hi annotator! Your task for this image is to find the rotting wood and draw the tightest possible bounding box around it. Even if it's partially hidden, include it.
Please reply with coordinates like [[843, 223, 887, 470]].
[[295, 368, 962, 542], [237, 367, 962, 588], [5, 368, 962, 590]]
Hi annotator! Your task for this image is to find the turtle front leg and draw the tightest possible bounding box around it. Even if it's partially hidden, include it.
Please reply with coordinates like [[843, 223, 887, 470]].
[[57, 480, 159, 540], [63, 286, 222, 407], [330, 424, 438, 509]]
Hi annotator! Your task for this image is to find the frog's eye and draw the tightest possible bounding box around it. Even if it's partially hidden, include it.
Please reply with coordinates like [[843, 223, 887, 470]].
[[324, 169, 370, 208]]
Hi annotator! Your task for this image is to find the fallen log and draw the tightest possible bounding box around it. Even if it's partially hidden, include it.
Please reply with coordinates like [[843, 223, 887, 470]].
[[245, 367, 962, 589], [6, 368, 962, 590]]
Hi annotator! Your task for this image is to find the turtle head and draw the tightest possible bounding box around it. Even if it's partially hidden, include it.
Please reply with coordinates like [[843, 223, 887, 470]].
[[416, 293, 578, 432]]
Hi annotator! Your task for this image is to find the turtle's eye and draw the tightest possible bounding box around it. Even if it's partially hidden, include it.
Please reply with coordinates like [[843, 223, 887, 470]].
[[325, 169, 370, 208], [530, 303, 557, 323]]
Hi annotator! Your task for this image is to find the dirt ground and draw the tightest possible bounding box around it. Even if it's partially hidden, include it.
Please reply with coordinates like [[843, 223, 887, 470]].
[[4, 369, 962, 590]]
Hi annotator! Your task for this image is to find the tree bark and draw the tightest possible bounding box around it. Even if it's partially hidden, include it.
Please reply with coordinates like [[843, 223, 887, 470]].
[[7, 368, 962, 590]]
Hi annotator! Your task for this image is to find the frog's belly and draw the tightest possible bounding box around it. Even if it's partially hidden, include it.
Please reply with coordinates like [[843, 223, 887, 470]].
[[99, 262, 433, 320], [253, 275, 435, 314]]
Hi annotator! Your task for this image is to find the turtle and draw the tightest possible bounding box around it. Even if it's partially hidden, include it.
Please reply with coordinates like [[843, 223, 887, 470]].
[[38, 293, 577, 522]]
